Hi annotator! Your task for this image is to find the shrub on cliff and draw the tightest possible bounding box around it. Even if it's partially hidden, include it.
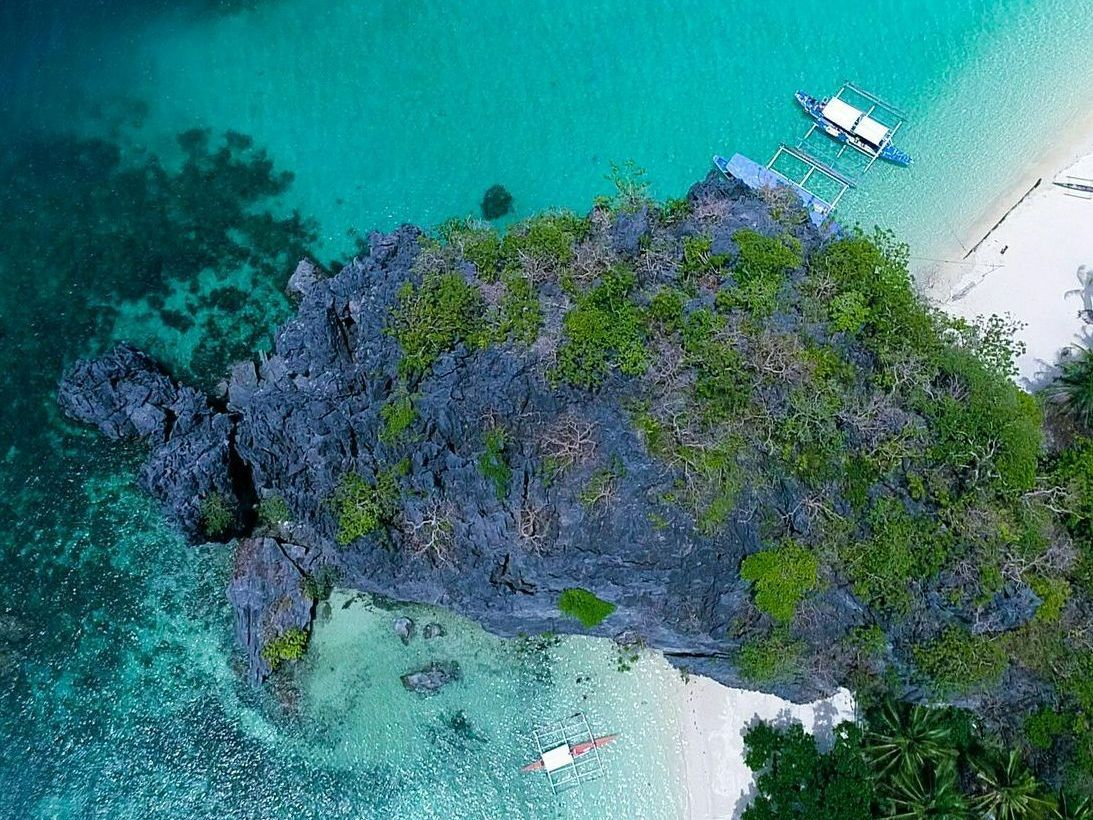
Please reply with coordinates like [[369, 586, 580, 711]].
[[260, 626, 309, 671], [389, 272, 486, 376], [554, 266, 647, 387], [200, 492, 235, 537], [557, 588, 616, 628], [331, 464, 404, 546], [913, 627, 1008, 695], [740, 541, 819, 622]]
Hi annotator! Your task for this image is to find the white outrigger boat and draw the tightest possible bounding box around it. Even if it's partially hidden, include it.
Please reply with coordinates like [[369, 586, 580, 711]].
[[521, 712, 618, 794], [795, 83, 912, 167]]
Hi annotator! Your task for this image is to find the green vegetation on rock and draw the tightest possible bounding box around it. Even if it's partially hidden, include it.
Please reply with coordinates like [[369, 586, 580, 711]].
[[740, 541, 819, 622], [260, 626, 309, 671], [737, 627, 803, 684], [331, 463, 405, 545], [389, 272, 486, 376], [557, 587, 616, 628], [379, 391, 417, 444], [555, 266, 648, 388], [200, 492, 235, 537], [912, 627, 1008, 695], [257, 495, 290, 529], [478, 426, 511, 499]]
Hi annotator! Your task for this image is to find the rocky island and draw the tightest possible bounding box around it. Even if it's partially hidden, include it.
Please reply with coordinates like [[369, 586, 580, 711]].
[[58, 171, 1093, 790]]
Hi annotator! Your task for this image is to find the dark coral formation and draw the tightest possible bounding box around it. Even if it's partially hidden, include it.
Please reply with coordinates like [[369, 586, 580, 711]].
[[480, 184, 513, 220]]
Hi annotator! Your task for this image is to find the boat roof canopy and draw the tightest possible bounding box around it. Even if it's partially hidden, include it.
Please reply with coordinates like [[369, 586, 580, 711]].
[[541, 744, 574, 773], [821, 97, 862, 132], [853, 115, 889, 147]]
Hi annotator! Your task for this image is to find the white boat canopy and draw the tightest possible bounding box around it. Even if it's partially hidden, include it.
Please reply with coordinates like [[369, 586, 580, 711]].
[[853, 115, 890, 147], [821, 97, 862, 132], [541, 744, 575, 773]]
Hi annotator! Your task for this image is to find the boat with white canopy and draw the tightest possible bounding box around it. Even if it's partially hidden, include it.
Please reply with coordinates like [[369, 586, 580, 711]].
[[795, 83, 911, 168]]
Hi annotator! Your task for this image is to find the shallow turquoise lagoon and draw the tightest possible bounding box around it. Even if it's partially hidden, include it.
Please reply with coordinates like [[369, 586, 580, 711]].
[[2, 1, 1093, 817]]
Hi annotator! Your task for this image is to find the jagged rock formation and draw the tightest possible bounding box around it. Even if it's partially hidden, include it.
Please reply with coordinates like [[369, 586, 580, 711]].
[[58, 172, 1054, 705]]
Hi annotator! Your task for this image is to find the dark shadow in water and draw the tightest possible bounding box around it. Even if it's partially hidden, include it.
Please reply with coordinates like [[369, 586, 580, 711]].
[[0, 121, 324, 816]]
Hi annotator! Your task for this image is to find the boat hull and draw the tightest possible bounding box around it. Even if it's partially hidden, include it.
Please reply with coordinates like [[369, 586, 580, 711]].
[[521, 734, 619, 773], [794, 91, 911, 167]]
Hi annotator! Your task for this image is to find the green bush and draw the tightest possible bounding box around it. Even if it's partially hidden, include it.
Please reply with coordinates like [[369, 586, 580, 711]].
[[502, 211, 587, 266], [495, 270, 541, 345], [809, 228, 935, 355], [740, 541, 819, 622], [680, 235, 729, 280], [440, 219, 504, 279], [478, 426, 511, 499], [200, 492, 235, 537], [261, 626, 309, 671], [913, 627, 1007, 695], [558, 587, 616, 628], [257, 495, 290, 528], [1024, 708, 1069, 750], [719, 229, 801, 319], [1049, 437, 1093, 546], [379, 392, 416, 444], [737, 627, 804, 683], [389, 272, 486, 376], [555, 266, 647, 387], [840, 498, 943, 613], [921, 346, 1042, 493], [331, 465, 404, 545], [1029, 575, 1070, 623]]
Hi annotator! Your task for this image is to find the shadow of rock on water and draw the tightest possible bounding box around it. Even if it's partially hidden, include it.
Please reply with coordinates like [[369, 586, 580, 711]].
[[426, 709, 488, 752]]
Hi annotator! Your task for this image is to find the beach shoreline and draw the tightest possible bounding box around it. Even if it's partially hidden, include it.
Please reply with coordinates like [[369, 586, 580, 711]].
[[675, 676, 856, 820], [920, 103, 1093, 295], [927, 118, 1093, 385]]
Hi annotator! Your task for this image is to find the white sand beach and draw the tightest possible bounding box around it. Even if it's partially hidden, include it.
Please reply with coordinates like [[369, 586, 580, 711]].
[[676, 678, 856, 820], [931, 134, 1093, 387]]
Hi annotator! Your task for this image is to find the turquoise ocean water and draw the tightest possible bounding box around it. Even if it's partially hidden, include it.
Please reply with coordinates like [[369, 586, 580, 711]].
[[2, 1, 1093, 817]]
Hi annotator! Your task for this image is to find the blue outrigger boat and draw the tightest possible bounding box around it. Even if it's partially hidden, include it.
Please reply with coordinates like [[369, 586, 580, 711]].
[[795, 86, 912, 167]]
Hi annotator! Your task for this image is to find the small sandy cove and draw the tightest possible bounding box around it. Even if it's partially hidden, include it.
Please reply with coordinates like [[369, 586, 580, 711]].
[[931, 133, 1093, 387], [675, 677, 856, 820]]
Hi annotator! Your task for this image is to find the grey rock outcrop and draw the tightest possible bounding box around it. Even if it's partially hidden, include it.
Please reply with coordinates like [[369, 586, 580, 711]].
[[393, 617, 415, 645], [56, 173, 849, 698], [401, 661, 462, 695]]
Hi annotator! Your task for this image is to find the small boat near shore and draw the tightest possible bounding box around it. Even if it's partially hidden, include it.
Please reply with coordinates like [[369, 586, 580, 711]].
[[521, 712, 618, 793], [1054, 174, 1093, 195], [520, 733, 618, 772], [795, 85, 912, 167]]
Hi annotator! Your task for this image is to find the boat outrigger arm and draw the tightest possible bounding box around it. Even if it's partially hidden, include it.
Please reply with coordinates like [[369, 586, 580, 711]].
[[795, 82, 912, 168]]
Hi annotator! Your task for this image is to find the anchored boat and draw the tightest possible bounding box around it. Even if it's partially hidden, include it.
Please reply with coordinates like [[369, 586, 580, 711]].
[[521, 712, 618, 793], [795, 84, 912, 167]]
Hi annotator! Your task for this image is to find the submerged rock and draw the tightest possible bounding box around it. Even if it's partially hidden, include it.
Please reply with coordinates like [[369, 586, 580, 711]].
[[480, 184, 513, 220], [401, 661, 462, 695], [393, 616, 415, 645], [423, 622, 445, 640]]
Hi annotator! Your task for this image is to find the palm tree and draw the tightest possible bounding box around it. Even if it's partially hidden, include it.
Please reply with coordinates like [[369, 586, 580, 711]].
[[882, 758, 967, 819], [1045, 345, 1093, 428], [866, 700, 956, 779], [970, 748, 1053, 820], [1052, 791, 1093, 819]]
